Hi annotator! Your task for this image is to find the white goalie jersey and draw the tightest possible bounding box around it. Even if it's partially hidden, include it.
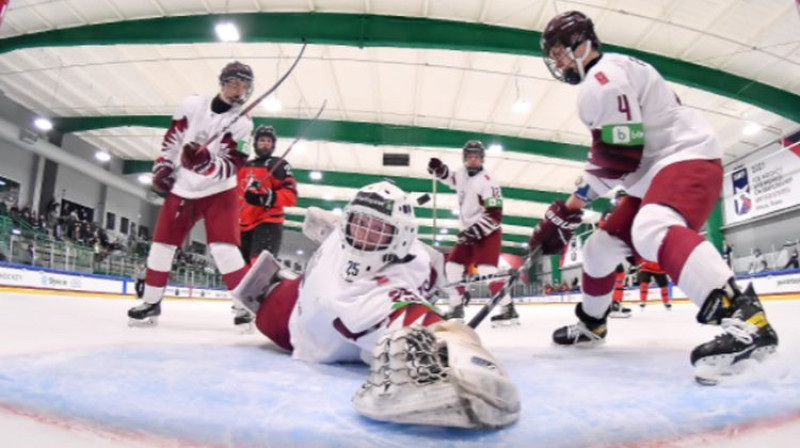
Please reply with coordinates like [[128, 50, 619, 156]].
[[288, 229, 440, 364]]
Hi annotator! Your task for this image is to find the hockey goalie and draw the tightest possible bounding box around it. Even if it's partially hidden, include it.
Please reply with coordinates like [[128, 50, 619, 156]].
[[233, 181, 520, 429]]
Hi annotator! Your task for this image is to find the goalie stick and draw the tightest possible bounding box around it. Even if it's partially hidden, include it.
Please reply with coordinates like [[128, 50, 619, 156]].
[[203, 41, 308, 149], [268, 99, 328, 175], [426, 270, 514, 304], [467, 247, 541, 329]]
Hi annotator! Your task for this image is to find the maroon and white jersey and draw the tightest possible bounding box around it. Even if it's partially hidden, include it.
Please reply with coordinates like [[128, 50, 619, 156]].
[[288, 231, 441, 364], [439, 167, 503, 232], [578, 53, 721, 198], [161, 95, 253, 199]]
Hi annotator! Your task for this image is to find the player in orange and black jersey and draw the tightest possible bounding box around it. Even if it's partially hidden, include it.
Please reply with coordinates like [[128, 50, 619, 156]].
[[237, 125, 298, 263]]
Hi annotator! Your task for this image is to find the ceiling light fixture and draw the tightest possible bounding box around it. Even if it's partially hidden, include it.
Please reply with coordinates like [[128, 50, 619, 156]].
[[309, 171, 323, 181], [33, 117, 53, 131], [742, 122, 762, 137], [215, 22, 240, 42]]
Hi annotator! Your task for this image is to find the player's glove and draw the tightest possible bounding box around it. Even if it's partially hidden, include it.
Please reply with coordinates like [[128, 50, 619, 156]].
[[427, 158, 449, 180], [151, 156, 176, 196], [456, 227, 481, 245], [244, 187, 276, 208], [180, 142, 212, 173], [528, 200, 583, 255]]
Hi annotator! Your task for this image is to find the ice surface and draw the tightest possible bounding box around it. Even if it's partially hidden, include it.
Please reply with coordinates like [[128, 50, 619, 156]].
[[0, 292, 798, 447]]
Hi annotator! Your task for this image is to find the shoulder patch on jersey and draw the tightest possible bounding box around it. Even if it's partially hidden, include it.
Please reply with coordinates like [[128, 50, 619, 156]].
[[594, 71, 609, 85], [600, 123, 644, 146]]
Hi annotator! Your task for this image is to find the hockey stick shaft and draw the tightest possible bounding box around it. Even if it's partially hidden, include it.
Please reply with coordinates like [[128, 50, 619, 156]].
[[203, 41, 308, 148], [467, 247, 540, 329], [435, 270, 514, 292], [268, 99, 327, 176]]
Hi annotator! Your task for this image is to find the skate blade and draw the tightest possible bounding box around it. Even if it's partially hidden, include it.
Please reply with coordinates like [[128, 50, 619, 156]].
[[693, 345, 778, 386], [128, 317, 158, 328], [491, 319, 520, 328], [235, 322, 255, 334]]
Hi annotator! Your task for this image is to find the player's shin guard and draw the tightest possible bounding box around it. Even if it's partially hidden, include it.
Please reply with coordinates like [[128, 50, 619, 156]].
[[353, 321, 520, 428], [691, 280, 779, 385]]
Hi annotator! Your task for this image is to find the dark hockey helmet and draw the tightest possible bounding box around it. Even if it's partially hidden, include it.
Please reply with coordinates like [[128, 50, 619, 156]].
[[462, 140, 485, 175], [253, 125, 277, 157], [541, 11, 600, 85], [219, 61, 254, 105]]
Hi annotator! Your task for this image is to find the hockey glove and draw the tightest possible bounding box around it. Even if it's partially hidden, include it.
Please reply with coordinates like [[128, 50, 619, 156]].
[[427, 158, 449, 180], [180, 142, 212, 173], [244, 187, 276, 208], [457, 227, 481, 245], [528, 200, 583, 255], [151, 156, 176, 196]]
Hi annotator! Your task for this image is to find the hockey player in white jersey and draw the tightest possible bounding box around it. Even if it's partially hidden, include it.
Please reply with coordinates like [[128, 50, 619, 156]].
[[128, 61, 255, 326], [232, 181, 520, 428], [531, 11, 777, 384], [427, 141, 518, 325]]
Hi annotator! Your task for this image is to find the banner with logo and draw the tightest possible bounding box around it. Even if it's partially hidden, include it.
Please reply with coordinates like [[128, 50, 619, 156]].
[[722, 131, 800, 225], [560, 235, 583, 268]]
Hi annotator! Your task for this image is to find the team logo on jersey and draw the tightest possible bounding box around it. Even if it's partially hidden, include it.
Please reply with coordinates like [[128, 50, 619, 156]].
[[732, 167, 752, 216], [601, 123, 644, 146], [594, 71, 609, 85]]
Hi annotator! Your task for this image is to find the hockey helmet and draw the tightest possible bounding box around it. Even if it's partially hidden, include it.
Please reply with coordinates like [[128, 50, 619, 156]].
[[219, 61, 254, 105], [340, 181, 417, 282], [541, 11, 600, 85], [253, 125, 277, 157], [462, 140, 485, 175]]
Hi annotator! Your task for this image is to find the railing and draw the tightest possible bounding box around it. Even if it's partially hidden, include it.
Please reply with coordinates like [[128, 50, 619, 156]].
[[0, 214, 222, 289]]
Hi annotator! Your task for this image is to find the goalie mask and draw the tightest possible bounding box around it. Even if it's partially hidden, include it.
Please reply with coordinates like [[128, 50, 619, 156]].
[[253, 125, 277, 157], [541, 11, 600, 85], [340, 181, 417, 282], [219, 61, 254, 106], [462, 140, 485, 176]]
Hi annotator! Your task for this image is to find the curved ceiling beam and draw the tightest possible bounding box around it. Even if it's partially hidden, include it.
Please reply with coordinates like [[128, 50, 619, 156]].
[[54, 115, 589, 162], [1, 13, 798, 121]]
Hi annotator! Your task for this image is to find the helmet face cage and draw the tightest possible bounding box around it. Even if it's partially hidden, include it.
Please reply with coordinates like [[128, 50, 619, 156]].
[[541, 11, 599, 85], [344, 210, 397, 253], [338, 181, 417, 281], [219, 61, 255, 105]]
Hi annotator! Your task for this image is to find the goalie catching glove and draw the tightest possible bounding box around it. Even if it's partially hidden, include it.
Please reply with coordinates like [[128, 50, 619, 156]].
[[352, 321, 520, 429], [529, 200, 583, 255]]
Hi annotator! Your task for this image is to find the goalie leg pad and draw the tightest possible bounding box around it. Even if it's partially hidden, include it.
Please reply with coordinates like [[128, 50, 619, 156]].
[[352, 321, 520, 429], [232, 251, 283, 314]]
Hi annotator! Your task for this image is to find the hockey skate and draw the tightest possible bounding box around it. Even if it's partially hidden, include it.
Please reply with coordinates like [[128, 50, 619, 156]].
[[232, 305, 255, 334], [128, 301, 161, 327], [691, 284, 779, 386], [664, 302, 672, 310], [490, 302, 520, 327], [639, 302, 646, 310], [553, 303, 608, 346], [609, 300, 632, 319], [444, 304, 465, 322]]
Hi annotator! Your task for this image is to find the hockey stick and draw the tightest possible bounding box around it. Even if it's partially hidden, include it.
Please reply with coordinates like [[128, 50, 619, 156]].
[[467, 247, 541, 329], [268, 99, 327, 176], [435, 270, 514, 292], [203, 41, 308, 148]]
